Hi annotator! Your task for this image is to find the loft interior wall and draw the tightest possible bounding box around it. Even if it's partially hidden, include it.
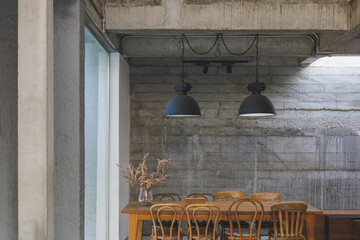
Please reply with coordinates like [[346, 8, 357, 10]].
[[129, 53, 360, 210], [0, 1, 18, 240]]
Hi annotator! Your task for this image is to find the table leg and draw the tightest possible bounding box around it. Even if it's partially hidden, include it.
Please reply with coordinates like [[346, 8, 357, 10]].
[[137, 219, 144, 240], [129, 214, 143, 240], [325, 216, 329, 240], [305, 215, 315, 240]]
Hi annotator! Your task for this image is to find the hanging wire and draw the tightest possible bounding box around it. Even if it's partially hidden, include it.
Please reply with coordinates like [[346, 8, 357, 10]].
[[180, 33, 260, 81], [255, 34, 259, 82], [220, 33, 257, 56], [182, 33, 258, 57], [181, 35, 185, 83], [182, 33, 219, 55]]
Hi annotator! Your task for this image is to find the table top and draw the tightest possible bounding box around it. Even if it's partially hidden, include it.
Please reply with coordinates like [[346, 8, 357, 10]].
[[121, 201, 322, 215], [322, 210, 360, 217]]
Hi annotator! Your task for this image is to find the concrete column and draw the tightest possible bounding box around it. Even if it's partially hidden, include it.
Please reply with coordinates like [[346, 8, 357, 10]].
[[18, 0, 54, 239], [54, 0, 85, 239], [0, 1, 18, 239], [118, 55, 130, 240]]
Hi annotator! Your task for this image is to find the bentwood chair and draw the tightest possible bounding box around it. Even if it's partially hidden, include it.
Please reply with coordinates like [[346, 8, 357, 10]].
[[215, 191, 247, 201], [269, 203, 308, 240], [187, 192, 216, 201], [154, 193, 182, 201], [225, 197, 264, 240], [150, 203, 185, 240], [186, 204, 220, 240], [153, 193, 182, 229], [215, 191, 248, 239], [251, 192, 283, 236], [251, 192, 283, 202]]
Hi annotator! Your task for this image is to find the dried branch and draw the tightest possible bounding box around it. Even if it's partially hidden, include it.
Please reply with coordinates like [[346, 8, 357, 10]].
[[119, 153, 171, 191]]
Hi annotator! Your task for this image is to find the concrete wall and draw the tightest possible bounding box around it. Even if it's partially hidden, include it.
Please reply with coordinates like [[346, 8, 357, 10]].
[[105, 0, 350, 31], [54, 0, 85, 239], [0, 0, 17, 239], [129, 59, 360, 210]]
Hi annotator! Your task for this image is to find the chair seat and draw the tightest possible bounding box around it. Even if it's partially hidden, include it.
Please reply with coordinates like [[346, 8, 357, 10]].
[[189, 226, 218, 240], [256, 220, 282, 229], [192, 220, 214, 228], [269, 232, 306, 240], [220, 220, 250, 228], [152, 227, 183, 240], [225, 230, 259, 240]]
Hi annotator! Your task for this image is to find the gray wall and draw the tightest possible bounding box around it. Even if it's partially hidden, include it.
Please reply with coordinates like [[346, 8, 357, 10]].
[[54, 0, 85, 239], [0, 0, 18, 239], [129, 59, 360, 210]]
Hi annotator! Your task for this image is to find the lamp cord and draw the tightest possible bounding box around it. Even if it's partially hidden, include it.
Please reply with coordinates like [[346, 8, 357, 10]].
[[182, 33, 219, 55], [181, 35, 185, 83], [220, 33, 257, 56], [255, 34, 259, 83], [181, 33, 260, 82], [182, 33, 258, 57]]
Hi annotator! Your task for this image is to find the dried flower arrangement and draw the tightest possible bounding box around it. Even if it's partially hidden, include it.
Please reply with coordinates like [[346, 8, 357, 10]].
[[119, 153, 171, 191]]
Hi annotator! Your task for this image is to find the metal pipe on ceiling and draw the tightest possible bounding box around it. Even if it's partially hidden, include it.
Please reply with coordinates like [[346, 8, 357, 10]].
[[120, 34, 316, 55], [120, 33, 334, 57]]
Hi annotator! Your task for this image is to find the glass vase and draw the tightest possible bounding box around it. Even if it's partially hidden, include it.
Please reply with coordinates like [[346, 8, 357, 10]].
[[138, 188, 153, 206]]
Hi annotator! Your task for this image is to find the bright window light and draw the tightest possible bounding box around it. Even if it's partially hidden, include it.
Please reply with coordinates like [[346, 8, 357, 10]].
[[309, 56, 360, 67]]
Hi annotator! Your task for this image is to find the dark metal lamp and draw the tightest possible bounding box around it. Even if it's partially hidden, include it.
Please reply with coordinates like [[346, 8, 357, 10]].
[[164, 35, 201, 117], [238, 82, 275, 117], [238, 35, 276, 117], [164, 82, 201, 117]]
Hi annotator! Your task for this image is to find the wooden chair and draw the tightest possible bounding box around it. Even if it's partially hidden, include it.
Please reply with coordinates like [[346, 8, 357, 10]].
[[187, 192, 216, 201], [269, 203, 308, 240], [186, 204, 220, 240], [251, 192, 283, 202], [352, 219, 360, 240], [154, 193, 182, 201], [153, 193, 182, 229], [225, 197, 264, 240], [150, 203, 185, 240], [215, 191, 247, 201], [251, 192, 283, 236], [215, 191, 248, 239]]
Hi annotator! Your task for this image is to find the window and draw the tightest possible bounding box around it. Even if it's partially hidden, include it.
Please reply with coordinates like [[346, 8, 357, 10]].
[[84, 27, 110, 240]]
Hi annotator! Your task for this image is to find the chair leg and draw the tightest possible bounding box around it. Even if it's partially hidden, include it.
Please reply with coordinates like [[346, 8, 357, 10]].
[[221, 225, 225, 240]]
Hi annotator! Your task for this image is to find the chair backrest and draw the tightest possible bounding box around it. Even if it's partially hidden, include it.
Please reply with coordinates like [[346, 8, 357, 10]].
[[215, 191, 246, 201], [271, 203, 308, 239], [150, 203, 185, 240], [153, 193, 182, 201], [186, 204, 220, 240], [187, 192, 216, 201], [251, 192, 283, 202], [227, 197, 264, 240]]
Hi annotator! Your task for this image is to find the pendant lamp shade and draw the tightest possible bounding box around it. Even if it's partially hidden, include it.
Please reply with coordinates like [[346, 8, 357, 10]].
[[238, 94, 275, 117], [164, 82, 201, 117], [238, 35, 275, 117], [238, 82, 275, 117]]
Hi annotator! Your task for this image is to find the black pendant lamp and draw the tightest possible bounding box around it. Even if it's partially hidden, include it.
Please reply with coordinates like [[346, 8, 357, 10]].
[[238, 35, 276, 117], [164, 36, 201, 117]]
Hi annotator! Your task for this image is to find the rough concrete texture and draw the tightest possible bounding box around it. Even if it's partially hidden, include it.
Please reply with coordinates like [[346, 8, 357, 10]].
[[106, 0, 161, 6], [105, 0, 349, 31], [121, 36, 314, 58], [184, 0, 351, 4], [129, 58, 360, 211], [0, 1, 18, 239], [18, 0, 54, 239], [54, 0, 85, 239]]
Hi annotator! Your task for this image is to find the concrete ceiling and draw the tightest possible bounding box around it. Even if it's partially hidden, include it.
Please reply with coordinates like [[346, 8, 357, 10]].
[[82, 0, 360, 61], [105, 0, 357, 32]]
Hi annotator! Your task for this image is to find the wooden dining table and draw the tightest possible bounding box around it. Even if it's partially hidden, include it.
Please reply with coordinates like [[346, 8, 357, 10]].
[[121, 200, 322, 240]]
